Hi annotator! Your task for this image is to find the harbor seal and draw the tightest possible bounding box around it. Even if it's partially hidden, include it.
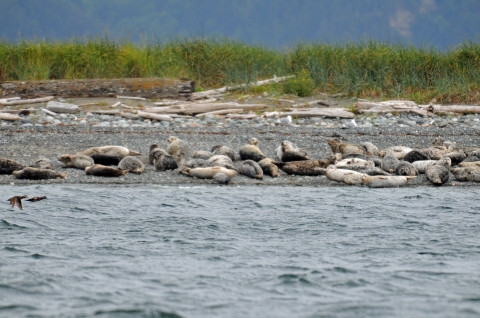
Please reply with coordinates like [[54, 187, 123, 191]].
[[0, 158, 26, 174], [361, 175, 416, 188], [444, 150, 466, 166], [185, 158, 207, 168], [359, 142, 379, 156], [342, 154, 382, 166], [152, 149, 178, 171], [451, 167, 480, 182], [205, 155, 236, 170], [411, 160, 437, 174], [58, 154, 94, 169], [167, 136, 189, 167], [211, 145, 236, 161], [394, 161, 418, 176], [237, 160, 264, 180], [118, 156, 145, 174], [13, 167, 66, 180], [380, 152, 400, 173], [181, 166, 237, 184], [379, 146, 413, 159], [193, 150, 215, 160], [30, 157, 52, 170], [458, 161, 480, 168], [276, 140, 309, 162], [335, 158, 375, 169], [327, 139, 366, 156], [325, 165, 365, 184], [258, 158, 281, 178], [149, 144, 163, 165], [239, 138, 266, 162], [422, 146, 449, 160], [403, 150, 430, 163], [77, 146, 140, 157], [274, 155, 338, 176], [425, 157, 451, 186], [85, 164, 128, 177]]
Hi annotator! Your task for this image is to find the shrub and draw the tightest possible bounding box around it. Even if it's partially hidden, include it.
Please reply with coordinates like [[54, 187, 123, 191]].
[[282, 69, 315, 97]]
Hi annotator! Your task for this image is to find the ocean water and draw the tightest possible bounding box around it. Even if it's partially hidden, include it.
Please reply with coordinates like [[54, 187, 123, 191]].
[[1, 185, 480, 318]]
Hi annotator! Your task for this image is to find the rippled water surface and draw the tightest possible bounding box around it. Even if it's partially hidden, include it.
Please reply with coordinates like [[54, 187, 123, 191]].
[[1, 185, 480, 318]]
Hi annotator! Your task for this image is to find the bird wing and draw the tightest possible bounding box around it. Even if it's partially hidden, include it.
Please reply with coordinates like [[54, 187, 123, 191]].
[[16, 198, 23, 210], [8, 197, 16, 208]]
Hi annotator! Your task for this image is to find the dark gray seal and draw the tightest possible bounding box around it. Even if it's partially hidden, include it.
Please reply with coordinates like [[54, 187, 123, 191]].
[[118, 156, 145, 174], [0, 158, 26, 175], [403, 150, 430, 163], [85, 164, 127, 177], [395, 161, 418, 176], [13, 167, 67, 180], [237, 160, 264, 180], [425, 157, 451, 186]]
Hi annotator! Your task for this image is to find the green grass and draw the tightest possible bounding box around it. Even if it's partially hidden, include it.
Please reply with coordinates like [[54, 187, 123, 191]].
[[0, 37, 479, 103]]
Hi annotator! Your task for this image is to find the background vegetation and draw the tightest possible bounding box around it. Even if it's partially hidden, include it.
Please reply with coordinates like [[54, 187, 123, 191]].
[[0, 37, 479, 104], [0, 0, 479, 50]]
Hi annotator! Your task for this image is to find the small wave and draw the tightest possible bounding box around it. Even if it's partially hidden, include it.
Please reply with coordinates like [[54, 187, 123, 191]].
[[0, 304, 37, 312], [4, 246, 29, 253], [1, 219, 28, 229], [94, 308, 184, 318]]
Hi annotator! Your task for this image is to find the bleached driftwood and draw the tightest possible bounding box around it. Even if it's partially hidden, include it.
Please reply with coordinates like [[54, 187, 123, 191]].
[[153, 100, 184, 106], [0, 97, 21, 103], [0, 113, 21, 121], [116, 95, 147, 100], [225, 114, 258, 119], [0, 96, 54, 106], [144, 102, 269, 115], [279, 108, 355, 119], [428, 105, 480, 114], [110, 102, 122, 108], [191, 75, 294, 100], [46, 101, 79, 113], [292, 100, 331, 108], [195, 109, 243, 118], [137, 111, 173, 122], [355, 101, 428, 117], [119, 112, 139, 119], [41, 109, 57, 116]]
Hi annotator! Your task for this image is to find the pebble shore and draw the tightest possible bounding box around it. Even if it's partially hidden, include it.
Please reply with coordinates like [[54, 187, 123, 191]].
[[2, 96, 480, 187]]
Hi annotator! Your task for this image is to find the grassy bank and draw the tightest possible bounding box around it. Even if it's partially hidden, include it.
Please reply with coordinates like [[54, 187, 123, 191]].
[[0, 37, 479, 104]]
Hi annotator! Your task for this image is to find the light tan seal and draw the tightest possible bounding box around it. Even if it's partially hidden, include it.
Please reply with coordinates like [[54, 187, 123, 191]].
[[258, 158, 280, 178], [118, 156, 145, 174], [239, 138, 266, 162], [30, 157, 53, 170], [77, 146, 140, 157], [13, 167, 66, 180], [379, 146, 413, 159], [451, 167, 480, 182], [335, 158, 375, 169], [167, 136, 189, 167], [361, 175, 416, 188], [0, 158, 26, 174], [327, 139, 366, 156], [325, 165, 365, 185], [359, 142, 379, 156], [181, 166, 237, 184], [412, 160, 437, 174], [58, 154, 95, 169], [85, 164, 127, 177]]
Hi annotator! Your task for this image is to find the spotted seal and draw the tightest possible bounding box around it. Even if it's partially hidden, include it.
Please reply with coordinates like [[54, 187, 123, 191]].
[[359, 142, 379, 156], [335, 158, 375, 169], [152, 149, 177, 171], [30, 157, 53, 170], [85, 164, 128, 177], [237, 160, 264, 180], [77, 146, 140, 157], [118, 156, 145, 174], [0, 158, 26, 174], [211, 145, 236, 161], [327, 139, 366, 156], [167, 136, 189, 167], [325, 165, 365, 185], [380, 152, 400, 173], [379, 146, 413, 159], [276, 140, 309, 162], [58, 154, 95, 169], [13, 167, 66, 180], [394, 161, 418, 176], [451, 167, 480, 182], [274, 155, 338, 176], [361, 175, 416, 188], [425, 157, 451, 186], [181, 166, 237, 184], [258, 158, 280, 178], [239, 138, 266, 162]]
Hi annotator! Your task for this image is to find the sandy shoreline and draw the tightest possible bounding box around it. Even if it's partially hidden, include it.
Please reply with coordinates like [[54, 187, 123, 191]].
[[1, 124, 480, 187]]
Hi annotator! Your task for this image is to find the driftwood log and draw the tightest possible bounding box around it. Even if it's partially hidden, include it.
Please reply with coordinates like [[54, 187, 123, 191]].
[[144, 102, 269, 115], [355, 101, 428, 117], [428, 105, 480, 115], [0, 96, 54, 106], [137, 111, 173, 122], [0, 78, 194, 99], [195, 109, 243, 118], [279, 108, 355, 119], [0, 112, 21, 121]]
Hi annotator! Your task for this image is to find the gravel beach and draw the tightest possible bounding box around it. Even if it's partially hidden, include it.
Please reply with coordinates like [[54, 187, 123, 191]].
[[2, 112, 480, 187]]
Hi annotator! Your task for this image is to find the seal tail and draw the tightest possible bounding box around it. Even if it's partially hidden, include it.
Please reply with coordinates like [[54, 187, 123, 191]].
[[129, 150, 141, 156]]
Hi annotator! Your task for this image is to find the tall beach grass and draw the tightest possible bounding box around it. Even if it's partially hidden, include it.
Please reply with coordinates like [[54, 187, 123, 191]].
[[0, 37, 478, 103]]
